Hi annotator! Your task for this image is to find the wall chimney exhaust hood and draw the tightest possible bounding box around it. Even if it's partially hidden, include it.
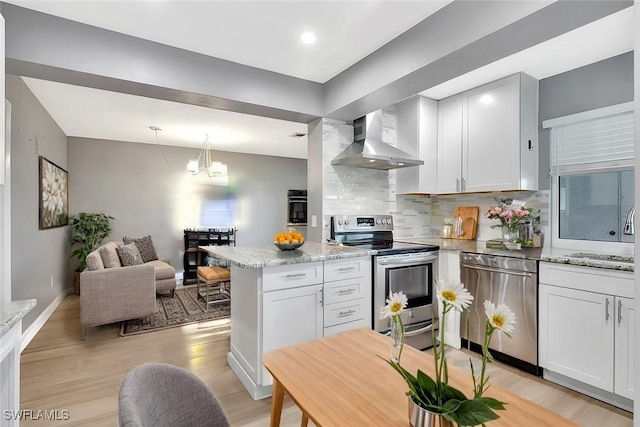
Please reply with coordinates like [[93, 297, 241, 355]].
[[331, 110, 424, 170]]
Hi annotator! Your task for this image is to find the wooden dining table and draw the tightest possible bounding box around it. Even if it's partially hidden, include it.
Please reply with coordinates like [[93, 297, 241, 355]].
[[262, 327, 579, 427]]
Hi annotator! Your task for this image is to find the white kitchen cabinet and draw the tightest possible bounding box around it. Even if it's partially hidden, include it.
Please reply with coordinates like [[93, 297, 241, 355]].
[[539, 284, 614, 391], [437, 94, 463, 193], [227, 256, 372, 400], [323, 257, 371, 336], [614, 296, 634, 400], [263, 283, 324, 353], [437, 73, 538, 193], [538, 262, 634, 409], [396, 95, 438, 194]]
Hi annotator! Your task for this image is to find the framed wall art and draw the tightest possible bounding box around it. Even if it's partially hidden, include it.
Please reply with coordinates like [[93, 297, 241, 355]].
[[38, 156, 68, 230]]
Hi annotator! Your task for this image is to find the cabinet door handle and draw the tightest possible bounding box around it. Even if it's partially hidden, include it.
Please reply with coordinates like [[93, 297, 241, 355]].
[[338, 309, 356, 318], [317, 289, 323, 307], [618, 299, 623, 324], [285, 273, 306, 279], [528, 139, 534, 151], [605, 298, 610, 321], [337, 267, 356, 272], [456, 178, 460, 192], [461, 177, 466, 192]]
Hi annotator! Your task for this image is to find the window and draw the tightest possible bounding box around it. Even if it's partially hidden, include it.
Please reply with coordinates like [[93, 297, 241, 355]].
[[558, 171, 633, 243], [544, 103, 634, 250]]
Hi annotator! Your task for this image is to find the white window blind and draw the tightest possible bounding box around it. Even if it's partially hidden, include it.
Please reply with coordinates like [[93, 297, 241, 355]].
[[550, 110, 635, 175]]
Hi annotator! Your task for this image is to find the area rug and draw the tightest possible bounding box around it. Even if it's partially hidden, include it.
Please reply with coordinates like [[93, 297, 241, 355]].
[[120, 286, 230, 336]]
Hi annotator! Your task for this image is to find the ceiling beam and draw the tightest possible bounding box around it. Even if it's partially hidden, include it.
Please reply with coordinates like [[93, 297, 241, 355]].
[[324, 0, 633, 121], [1, 1, 632, 124], [1, 2, 324, 124]]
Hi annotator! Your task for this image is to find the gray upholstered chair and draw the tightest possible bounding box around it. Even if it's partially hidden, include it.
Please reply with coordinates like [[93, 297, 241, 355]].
[[118, 363, 230, 427]]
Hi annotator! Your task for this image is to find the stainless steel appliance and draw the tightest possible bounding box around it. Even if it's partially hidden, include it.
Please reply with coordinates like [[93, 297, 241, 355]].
[[330, 110, 424, 170], [330, 214, 439, 350], [287, 190, 307, 226], [460, 252, 540, 375]]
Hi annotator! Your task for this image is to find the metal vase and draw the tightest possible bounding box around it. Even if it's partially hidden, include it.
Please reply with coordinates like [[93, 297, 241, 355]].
[[408, 399, 454, 427]]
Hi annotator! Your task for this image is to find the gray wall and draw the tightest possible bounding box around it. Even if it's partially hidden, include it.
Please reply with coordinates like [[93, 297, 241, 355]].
[[538, 52, 634, 189], [6, 74, 69, 330], [68, 137, 307, 272]]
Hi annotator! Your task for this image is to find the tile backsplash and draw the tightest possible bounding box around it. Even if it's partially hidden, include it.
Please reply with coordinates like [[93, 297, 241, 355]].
[[319, 106, 549, 242]]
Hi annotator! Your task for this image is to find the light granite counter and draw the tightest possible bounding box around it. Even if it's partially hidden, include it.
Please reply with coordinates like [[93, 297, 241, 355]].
[[200, 241, 377, 268], [539, 246, 634, 272], [1, 299, 36, 340], [394, 236, 543, 260], [395, 236, 634, 272]]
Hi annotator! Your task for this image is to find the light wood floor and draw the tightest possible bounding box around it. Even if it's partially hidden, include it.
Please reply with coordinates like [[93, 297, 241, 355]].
[[21, 295, 633, 426]]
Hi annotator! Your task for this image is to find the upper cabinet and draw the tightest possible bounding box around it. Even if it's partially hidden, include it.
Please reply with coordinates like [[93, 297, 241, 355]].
[[396, 96, 438, 194], [438, 73, 539, 193]]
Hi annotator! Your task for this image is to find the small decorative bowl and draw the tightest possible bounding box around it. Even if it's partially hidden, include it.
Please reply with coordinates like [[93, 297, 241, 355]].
[[274, 241, 304, 251]]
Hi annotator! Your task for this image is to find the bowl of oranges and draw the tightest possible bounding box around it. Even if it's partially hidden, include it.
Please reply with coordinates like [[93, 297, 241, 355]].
[[274, 230, 305, 250]]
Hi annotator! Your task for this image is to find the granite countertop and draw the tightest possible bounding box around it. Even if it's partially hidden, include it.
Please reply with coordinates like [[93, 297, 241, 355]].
[[200, 241, 377, 268], [539, 247, 634, 272], [394, 236, 543, 260], [1, 299, 37, 340], [394, 236, 634, 272]]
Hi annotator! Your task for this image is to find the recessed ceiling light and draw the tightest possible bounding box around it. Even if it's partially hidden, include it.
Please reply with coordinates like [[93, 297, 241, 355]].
[[301, 32, 316, 44]]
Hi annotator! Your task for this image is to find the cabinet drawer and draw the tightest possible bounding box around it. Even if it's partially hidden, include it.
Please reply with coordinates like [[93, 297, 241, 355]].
[[263, 262, 323, 292], [324, 298, 366, 328], [539, 262, 634, 298], [324, 257, 368, 282], [324, 278, 367, 305], [324, 318, 370, 337]]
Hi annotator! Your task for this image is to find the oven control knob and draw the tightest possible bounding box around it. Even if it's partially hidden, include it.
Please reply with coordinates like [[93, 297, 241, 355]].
[[337, 219, 343, 225], [376, 219, 382, 224], [344, 219, 350, 225]]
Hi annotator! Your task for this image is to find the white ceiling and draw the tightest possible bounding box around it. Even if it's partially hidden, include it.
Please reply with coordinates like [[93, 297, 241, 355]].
[[7, 1, 635, 159]]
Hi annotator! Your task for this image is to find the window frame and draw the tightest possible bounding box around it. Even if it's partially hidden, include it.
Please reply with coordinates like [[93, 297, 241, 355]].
[[545, 102, 635, 256]]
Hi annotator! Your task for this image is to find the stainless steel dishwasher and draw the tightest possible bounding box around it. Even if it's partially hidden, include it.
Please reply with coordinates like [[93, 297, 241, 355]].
[[460, 252, 539, 375]]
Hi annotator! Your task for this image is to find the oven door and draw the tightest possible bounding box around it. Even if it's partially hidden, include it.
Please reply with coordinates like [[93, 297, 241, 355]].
[[373, 252, 438, 335]]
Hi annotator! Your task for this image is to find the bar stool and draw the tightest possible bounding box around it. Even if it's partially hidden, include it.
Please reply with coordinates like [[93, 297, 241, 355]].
[[196, 266, 231, 311]]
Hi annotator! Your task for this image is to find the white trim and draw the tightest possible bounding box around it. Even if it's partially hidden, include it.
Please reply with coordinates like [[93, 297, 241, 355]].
[[20, 288, 73, 353], [543, 101, 635, 129], [549, 174, 634, 256]]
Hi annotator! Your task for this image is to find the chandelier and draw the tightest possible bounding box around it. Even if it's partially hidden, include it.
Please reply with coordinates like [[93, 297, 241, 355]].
[[187, 135, 228, 178]]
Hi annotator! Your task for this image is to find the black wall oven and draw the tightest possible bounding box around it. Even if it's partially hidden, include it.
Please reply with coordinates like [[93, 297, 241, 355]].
[[287, 190, 307, 226]]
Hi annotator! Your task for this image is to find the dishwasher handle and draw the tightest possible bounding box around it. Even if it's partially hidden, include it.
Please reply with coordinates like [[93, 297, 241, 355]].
[[460, 263, 534, 278]]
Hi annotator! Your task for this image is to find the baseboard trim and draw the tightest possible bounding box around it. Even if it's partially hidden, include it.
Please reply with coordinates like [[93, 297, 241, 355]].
[[20, 288, 73, 353]]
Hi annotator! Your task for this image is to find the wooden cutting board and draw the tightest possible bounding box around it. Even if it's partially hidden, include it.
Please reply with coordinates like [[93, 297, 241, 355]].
[[453, 205, 479, 240]]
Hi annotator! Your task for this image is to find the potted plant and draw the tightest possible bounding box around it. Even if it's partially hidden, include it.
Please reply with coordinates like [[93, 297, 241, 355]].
[[381, 281, 516, 426], [69, 212, 114, 294]]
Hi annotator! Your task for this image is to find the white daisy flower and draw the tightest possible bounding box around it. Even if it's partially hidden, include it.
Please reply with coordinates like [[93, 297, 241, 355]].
[[436, 280, 474, 312], [484, 301, 516, 334], [379, 291, 408, 319]]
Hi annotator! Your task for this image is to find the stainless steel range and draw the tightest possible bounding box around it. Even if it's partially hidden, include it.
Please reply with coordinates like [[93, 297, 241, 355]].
[[330, 214, 439, 350]]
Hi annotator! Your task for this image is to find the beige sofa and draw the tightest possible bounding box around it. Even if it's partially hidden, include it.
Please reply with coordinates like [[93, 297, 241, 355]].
[[80, 241, 177, 339]]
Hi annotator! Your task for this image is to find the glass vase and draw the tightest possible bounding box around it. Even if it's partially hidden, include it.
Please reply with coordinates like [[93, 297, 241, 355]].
[[501, 226, 519, 243], [390, 317, 403, 363]]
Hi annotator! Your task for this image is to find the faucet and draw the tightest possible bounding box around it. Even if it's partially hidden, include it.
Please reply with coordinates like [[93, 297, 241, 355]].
[[623, 207, 635, 235]]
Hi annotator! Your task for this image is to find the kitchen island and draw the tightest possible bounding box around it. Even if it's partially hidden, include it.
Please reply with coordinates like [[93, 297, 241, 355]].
[[200, 241, 376, 399]]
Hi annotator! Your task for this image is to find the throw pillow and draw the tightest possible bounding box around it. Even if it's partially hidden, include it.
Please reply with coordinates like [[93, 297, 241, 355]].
[[100, 242, 122, 268], [123, 235, 159, 263], [116, 243, 144, 266]]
